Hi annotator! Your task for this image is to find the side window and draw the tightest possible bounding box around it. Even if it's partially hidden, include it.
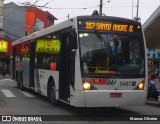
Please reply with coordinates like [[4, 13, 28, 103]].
[[35, 33, 61, 70], [15, 44, 21, 62], [15, 43, 30, 62], [21, 42, 30, 62]]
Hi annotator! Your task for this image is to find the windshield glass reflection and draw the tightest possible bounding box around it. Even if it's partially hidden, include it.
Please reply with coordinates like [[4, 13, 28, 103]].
[[79, 32, 145, 75]]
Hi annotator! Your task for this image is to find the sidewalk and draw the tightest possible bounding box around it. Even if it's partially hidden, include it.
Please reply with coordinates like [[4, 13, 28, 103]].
[[146, 97, 160, 107], [146, 79, 160, 107], [0, 74, 11, 79]]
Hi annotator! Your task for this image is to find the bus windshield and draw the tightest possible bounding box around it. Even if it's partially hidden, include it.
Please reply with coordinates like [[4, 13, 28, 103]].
[[79, 32, 145, 75]]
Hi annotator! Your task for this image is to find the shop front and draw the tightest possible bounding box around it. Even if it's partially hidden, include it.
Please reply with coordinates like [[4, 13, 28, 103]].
[[147, 48, 160, 79]]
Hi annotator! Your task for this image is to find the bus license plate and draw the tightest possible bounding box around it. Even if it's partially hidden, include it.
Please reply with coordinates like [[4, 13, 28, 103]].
[[110, 93, 122, 98]]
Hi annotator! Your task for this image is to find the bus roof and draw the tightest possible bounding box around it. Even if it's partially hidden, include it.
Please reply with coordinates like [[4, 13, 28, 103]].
[[77, 16, 140, 23]]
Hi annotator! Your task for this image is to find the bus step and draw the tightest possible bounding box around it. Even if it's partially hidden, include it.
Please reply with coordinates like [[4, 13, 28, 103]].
[[29, 87, 35, 91], [59, 99, 70, 105]]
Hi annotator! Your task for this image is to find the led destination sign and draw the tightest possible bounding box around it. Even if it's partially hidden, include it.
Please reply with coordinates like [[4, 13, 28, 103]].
[[0, 40, 8, 53], [36, 39, 60, 54], [85, 22, 134, 32]]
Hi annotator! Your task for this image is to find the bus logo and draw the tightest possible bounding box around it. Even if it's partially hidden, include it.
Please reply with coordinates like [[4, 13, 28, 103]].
[[132, 81, 136, 86], [2, 116, 11, 121], [106, 80, 116, 85]]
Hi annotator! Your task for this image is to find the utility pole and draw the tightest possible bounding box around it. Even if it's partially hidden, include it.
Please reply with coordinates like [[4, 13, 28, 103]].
[[132, 0, 134, 19], [136, 0, 139, 19], [99, 0, 103, 16], [0, 0, 4, 35], [134, 0, 140, 21]]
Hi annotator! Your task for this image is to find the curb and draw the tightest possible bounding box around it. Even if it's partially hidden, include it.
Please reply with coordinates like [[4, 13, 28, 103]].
[[145, 100, 160, 107]]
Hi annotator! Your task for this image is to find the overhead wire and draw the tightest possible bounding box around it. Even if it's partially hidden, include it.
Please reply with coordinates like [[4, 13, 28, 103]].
[[32, 0, 39, 5], [40, 0, 54, 9], [57, 15, 69, 20], [103, 5, 136, 8], [3, 0, 135, 38], [4, 0, 134, 10]]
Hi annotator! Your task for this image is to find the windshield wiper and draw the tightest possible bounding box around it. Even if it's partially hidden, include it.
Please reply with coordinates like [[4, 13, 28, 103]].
[[94, 30, 112, 55]]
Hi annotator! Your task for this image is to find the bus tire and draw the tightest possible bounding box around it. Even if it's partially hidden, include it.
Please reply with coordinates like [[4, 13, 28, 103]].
[[20, 75, 24, 91], [48, 80, 59, 106]]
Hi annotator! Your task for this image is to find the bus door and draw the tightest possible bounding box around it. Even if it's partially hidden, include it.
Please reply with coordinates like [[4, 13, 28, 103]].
[[59, 31, 77, 102], [29, 42, 35, 88]]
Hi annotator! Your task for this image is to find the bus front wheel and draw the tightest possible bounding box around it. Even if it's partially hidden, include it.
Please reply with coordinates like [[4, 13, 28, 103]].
[[48, 80, 59, 106]]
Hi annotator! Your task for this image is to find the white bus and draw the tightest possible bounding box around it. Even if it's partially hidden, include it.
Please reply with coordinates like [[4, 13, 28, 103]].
[[12, 16, 147, 107]]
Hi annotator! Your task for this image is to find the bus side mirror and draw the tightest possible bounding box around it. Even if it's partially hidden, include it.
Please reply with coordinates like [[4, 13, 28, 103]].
[[69, 31, 77, 50]]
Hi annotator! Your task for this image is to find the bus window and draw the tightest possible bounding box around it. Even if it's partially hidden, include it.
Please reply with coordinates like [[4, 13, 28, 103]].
[[79, 33, 144, 75], [35, 37, 61, 70]]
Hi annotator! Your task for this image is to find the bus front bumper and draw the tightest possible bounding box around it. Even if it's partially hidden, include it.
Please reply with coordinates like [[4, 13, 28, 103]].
[[73, 90, 147, 107]]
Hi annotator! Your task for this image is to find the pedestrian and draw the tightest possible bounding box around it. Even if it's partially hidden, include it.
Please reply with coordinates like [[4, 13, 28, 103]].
[[2, 63, 7, 77], [0, 63, 2, 74], [147, 75, 159, 100]]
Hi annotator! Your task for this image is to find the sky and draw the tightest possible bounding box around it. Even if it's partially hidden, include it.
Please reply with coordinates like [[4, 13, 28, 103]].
[[4, 0, 160, 24]]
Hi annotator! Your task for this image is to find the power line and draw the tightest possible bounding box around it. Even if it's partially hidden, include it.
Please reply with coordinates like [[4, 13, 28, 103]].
[[30, 0, 101, 10], [57, 14, 71, 20], [40, 0, 54, 9], [4, 1, 135, 10], [33, 4, 98, 10], [37, 6, 86, 9], [103, 5, 136, 8], [103, 0, 111, 5], [4, 3, 135, 9], [33, 0, 39, 5]]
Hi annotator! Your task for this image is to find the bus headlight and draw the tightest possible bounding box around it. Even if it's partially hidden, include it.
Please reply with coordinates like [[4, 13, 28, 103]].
[[138, 80, 145, 90], [82, 79, 97, 90], [82, 80, 91, 90]]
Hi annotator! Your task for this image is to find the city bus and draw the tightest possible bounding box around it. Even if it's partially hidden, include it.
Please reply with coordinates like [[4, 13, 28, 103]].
[[12, 16, 147, 107]]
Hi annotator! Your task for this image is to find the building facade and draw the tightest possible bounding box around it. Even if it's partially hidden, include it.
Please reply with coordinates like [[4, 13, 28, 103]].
[[1, 2, 57, 75], [3, 2, 57, 41], [143, 6, 160, 79]]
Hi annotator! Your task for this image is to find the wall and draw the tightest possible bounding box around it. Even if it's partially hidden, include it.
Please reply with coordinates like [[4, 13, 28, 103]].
[[26, 7, 53, 33], [3, 3, 56, 41], [3, 2, 26, 41]]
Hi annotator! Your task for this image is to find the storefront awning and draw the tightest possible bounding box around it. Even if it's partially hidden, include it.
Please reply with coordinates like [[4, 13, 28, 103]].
[[143, 6, 160, 48]]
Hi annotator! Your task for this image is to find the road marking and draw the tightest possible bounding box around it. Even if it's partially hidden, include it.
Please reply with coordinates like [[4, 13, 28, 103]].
[[18, 90, 35, 97], [1, 89, 16, 97], [0, 78, 14, 81]]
